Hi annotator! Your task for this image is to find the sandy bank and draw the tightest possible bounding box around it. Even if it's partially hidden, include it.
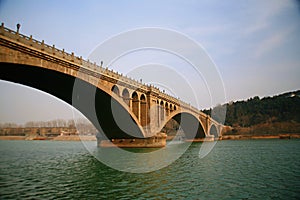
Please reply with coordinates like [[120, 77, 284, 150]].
[[0, 135, 96, 141], [0, 136, 27, 140]]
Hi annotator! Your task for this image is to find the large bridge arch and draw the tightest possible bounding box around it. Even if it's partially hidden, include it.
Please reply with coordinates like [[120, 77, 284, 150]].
[[0, 62, 145, 139], [158, 110, 206, 139]]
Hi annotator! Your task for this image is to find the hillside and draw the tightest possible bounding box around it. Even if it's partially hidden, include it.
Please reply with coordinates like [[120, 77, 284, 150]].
[[204, 90, 300, 136]]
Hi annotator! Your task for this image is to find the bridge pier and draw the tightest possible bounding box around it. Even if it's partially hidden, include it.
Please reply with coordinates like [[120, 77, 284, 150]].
[[184, 135, 215, 142], [98, 132, 167, 148]]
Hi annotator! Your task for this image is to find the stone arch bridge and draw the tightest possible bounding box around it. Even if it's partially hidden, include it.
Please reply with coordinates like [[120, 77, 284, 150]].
[[0, 24, 223, 147]]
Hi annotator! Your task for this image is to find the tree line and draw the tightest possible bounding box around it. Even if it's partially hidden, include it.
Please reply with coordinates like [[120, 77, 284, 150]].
[[0, 118, 93, 129], [203, 90, 300, 127]]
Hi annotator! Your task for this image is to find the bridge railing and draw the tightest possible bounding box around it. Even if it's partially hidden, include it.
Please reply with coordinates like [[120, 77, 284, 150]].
[[0, 24, 181, 99], [0, 23, 211, 122], [0, 23, 84, 66], [0, 24, 181, 98]]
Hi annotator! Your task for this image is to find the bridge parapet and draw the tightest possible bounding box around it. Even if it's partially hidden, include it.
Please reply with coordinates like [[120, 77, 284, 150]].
[[0, 23, 82, 65], [0, 23, 154, 92]]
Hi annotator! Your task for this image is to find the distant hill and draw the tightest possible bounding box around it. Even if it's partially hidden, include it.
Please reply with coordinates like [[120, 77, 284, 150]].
[[203, 90, 300, 135]]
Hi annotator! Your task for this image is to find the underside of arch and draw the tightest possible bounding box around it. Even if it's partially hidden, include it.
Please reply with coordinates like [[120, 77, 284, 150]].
[[210, 124, 218, 138], [0, 62, 144, 139], [166, 112, 206, 139]]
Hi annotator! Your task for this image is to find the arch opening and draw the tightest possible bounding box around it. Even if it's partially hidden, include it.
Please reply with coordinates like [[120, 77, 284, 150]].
[[122, 88, 130, 107], [111, 85, 120, 96], [156, 100, 160, 127], [170, 104, 173, 113], [162, 112, 206, 140], [162, 118, 180, 138], [210, 125, 218, 139], [165, 102, 169, 117], [160, 101, 164, 122], [169, 112, 206, 140], [132, 92, 139, 120], [140, 94, 147, 126]]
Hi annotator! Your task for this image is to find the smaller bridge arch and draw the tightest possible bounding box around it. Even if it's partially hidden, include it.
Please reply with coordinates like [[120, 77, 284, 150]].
[[170, 104, 173, 113], [140, 94, 147, 126], [209, 124, 219, 140], [160, 101, 165, 122], [111, 85, 120, 96], [122, 88, 130, 107], [132, 92, 139, 121]]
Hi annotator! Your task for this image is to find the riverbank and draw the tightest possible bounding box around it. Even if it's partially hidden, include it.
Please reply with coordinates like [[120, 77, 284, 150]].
[[165, 133, 300, 142], [0, 135, 96, 141], [0, 136, 27, 140], [221, 133, 300, 140], [1, 134, 300, 141]]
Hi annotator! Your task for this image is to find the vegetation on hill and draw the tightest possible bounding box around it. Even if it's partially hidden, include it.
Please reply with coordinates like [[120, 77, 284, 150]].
[[204, 90, 300, 135]]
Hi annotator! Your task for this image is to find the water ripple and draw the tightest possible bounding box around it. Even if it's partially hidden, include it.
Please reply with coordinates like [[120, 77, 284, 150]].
[[0, 140, 299, 199]]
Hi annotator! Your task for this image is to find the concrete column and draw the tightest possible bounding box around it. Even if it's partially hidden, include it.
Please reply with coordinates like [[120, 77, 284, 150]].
[[160, 105, 165, 123], [165, 107, 170, 117], [157, 101, 160, 128], [129, 98, 132, 109], [132, 99, 140, 121]]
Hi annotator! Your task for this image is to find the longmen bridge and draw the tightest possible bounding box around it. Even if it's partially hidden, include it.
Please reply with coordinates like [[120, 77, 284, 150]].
[[0, 24, 223, 147]]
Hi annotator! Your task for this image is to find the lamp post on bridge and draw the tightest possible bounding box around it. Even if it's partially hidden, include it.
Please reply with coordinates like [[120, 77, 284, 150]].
[[16, 23, 21, 33]]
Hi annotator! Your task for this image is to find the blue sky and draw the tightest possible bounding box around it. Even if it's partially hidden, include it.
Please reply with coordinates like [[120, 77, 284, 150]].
[[0, 0, 300, 124]]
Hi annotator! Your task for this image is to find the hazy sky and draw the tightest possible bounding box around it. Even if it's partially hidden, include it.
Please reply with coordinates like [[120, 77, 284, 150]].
[[0, 0, 300, 124]]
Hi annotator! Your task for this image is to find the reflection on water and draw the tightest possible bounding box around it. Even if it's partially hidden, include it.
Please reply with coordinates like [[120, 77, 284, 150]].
[[82, 140, 192, 173], [0, 139, 300, 199]]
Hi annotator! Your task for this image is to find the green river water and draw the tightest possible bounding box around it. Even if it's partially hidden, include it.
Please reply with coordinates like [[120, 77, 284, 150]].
[[0, 139, 299, 199]]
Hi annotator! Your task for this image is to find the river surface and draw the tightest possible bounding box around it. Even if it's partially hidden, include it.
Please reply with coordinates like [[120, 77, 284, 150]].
[[0, 139, 299, 199]]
